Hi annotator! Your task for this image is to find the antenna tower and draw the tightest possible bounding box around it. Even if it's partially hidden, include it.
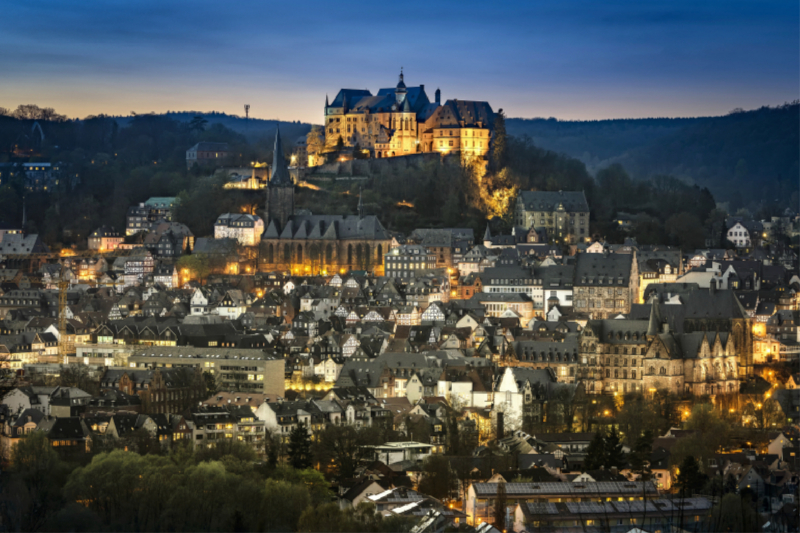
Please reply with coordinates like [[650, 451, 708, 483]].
[[244, 104, 250, 123]]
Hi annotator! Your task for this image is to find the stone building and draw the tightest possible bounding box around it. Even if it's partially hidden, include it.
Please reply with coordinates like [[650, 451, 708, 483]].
[[320, 70, 494, 161], [574, 291, 751, 396], [573, 252, 639, 319], [186, 142, 229, 169], [88, 226, 123, 252], [101, 367, 206, 414], [261, 129, 392, 275], [514, 190, 590, 243], [214, 214, 264, 246]]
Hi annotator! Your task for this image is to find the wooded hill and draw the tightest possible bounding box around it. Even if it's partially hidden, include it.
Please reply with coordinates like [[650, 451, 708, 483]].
[[507, 103, 800, 211]]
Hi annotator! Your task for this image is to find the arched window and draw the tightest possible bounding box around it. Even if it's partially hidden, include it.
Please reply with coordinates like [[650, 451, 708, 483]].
[[347, 244, 353, 266], [659, 367, 666, 375], [356, 244, 363, 268], [631, 370, 636, 380], [268, 244, 274, 264], [648, 366, 655, 375], [283, 244, 291, 263], [605, 369, 610, 378], [297, 244, 303, 264], [377, 244, 383, 265], [614, 369, 619, 378], [326, 244, 333, 265]]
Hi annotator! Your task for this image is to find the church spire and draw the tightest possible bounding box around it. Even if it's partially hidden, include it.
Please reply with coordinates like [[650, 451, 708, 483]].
[[270, 126, 291, 186], [483, 224, 492, 246], [647, 298, 662, 337], [325, 94, 329, 108]]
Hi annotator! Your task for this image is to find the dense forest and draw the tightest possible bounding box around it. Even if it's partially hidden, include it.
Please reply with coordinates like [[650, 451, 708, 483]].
[[0, 105, 730, 252], [507, 103, 800, 211]]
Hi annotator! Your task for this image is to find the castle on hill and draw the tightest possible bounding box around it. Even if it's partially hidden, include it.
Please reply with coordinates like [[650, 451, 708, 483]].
[[317, 70, 495, 162]]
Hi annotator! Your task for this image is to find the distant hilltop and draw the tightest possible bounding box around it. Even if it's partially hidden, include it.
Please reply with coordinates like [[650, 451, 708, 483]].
[[506, 103, 800, 209]]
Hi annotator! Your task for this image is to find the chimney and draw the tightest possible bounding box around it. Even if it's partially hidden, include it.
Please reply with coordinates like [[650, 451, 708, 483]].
[[496, 411, 504, 440]]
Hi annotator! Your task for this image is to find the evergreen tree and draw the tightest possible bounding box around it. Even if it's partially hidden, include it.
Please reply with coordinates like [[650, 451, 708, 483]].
[[676, 455, 707, 497], [491, 109, 508, 171], [583, 431, 606, 470], [288, 422, 312, 470], [628, 430, 653, 480], [604, 427, 625, 469]]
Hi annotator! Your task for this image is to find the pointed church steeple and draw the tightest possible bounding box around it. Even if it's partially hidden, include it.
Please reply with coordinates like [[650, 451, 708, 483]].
[[483, 224, 492, 246], [647, 298, 662, 337], [270, 126, 292, 186], [266, 126, 294, 230]]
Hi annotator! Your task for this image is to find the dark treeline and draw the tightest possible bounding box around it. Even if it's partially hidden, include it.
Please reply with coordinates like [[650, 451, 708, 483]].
[[0, 109, 273, 245], [0, 427, 415, 533], [1, 106, 719, 249], [507, 103, 800, 212]]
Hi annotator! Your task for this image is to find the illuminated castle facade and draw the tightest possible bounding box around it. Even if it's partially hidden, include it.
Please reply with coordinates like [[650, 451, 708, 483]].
[[320, 70, 494, 161]]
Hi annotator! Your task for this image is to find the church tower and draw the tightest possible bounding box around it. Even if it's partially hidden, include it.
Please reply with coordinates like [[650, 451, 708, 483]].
[[266, 127, 294, 230]]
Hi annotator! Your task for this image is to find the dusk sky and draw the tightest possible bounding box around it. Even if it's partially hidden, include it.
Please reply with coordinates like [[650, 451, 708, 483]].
[[2, 0, 797, 123]]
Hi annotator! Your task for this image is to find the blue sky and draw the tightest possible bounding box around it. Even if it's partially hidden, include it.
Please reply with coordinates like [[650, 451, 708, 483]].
[[1, 0, 797, 122]]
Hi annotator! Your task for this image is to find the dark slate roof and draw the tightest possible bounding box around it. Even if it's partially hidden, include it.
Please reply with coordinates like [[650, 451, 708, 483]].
[[518, 191, 589, 212], [269, 215, 389, 241], [188, 142, 229, 152], [330, 89, 373, 109], [575, 253, 633, 286], [193, 237, 239, 255], [440, 99, 494, 128], [90, 225, 120, 238]]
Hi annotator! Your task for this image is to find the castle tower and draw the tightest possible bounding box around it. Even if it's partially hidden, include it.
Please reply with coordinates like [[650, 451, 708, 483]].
[[266, 126, 294, 230], [395, 68, 407, 104]]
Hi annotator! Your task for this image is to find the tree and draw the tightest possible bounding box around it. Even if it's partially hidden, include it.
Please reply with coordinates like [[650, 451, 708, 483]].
[[583, 431, 607, 470], [306, 126, 325, 166], [177, 253, 211, 284], [336, 135, 344, 151], [188, 115, 208, 133], [676, 455, 707, 498], [666, 212, 705, 250], [313, 424, 374, 480], [708, 493, 760, 532], [203, 370, 217, 397], [616, 393, 665, 445], [0, 431, 72, 531], [604, 427, 625, 469], [418, 455, 456, 501], [287, 422, 312, 470], [491, 109, 508, 171], [628, 430, 654, 481], [493, 481, 507, 532]]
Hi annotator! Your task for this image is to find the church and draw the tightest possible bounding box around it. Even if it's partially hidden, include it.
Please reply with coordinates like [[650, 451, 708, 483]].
[[319, 70, 495, 161], [260, 128, 392, 275]]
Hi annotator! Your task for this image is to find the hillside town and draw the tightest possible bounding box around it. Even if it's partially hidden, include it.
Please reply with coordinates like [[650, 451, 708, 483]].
[[0, 99, 797, 532]]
